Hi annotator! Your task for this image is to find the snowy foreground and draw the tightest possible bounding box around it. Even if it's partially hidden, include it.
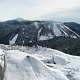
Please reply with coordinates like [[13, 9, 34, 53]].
[[0, 45, 80, 80]]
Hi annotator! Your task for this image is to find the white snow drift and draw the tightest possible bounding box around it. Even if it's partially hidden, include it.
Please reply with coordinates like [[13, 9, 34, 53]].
[[3, 50, 68, 80], [0, 45, 80, 80]]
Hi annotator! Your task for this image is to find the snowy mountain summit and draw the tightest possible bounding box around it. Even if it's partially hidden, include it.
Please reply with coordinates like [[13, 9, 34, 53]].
[[0, 45, 80, 80], [14, 18, 25, 21]]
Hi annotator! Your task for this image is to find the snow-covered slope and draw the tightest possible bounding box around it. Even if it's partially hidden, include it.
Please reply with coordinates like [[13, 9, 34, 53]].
[[30, 48, 80, 80], [0, 45, 80, 80], [3, 50, 68, 80], [9, 34, 18, 45], [37, 21, 80, 40]]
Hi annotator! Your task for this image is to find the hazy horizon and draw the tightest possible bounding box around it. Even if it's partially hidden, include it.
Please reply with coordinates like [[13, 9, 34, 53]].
[[0, 0, 80, 23]]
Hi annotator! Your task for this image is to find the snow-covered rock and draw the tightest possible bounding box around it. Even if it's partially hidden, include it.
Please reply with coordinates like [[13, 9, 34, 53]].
[[0, 49, 5, 68]]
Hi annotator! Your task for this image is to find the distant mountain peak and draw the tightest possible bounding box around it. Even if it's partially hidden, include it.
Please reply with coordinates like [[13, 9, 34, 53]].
[[14, 18, 25, 21]]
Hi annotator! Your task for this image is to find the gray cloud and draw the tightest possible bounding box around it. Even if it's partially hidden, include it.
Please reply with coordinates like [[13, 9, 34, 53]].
[[40, 6, 80, 23], [0, 0, 80, 23]]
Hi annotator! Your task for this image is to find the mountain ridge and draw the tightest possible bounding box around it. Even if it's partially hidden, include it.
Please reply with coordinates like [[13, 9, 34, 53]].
[[0, 19, 80, 56], [0, 19, 80, 45]]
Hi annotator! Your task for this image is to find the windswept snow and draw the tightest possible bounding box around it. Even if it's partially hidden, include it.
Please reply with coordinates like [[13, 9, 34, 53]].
[[0, 45, 80, 80], [4, 50, 68, 80], [30, 48, 80, 80], [9, 34, 18, 45]]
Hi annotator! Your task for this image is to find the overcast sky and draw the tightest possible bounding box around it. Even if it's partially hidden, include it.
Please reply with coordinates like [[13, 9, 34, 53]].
[[0, 0, 80, 23]]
